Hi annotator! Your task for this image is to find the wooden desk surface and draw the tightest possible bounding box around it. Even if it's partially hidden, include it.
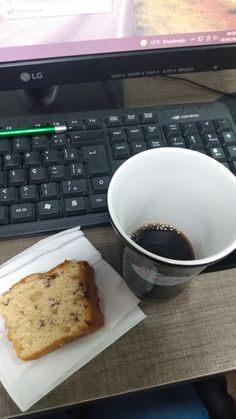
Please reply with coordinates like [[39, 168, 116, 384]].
[[1, 71, 236, 418]]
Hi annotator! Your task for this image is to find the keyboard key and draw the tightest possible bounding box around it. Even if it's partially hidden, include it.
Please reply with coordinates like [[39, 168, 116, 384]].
[[38, 200, 62, 219], [106, 115, 122, 127], [85, 117, 101, 129], [143, 125, 162, 140], [20, 185, 38, 203], [167, 137, 186, 148], [163, 123, 181, 138], [220, 131, 236, 146], [203, 133, 221, 148], [82, 144, 110, 176], [91, 176, 111, 193], [126, 127, 144, 142], [29, 167, 48, 184], [8, 169, 27, 187], [185, 134, 203, 150], [90, 194, 107, 212], [0, 171, 6, 188], [140, 112, 157, 124], [11, 203, 35, 223], [109, 128, 125, 143], [68, 163, 85, 179], [208, 147, 226, 162], [62, 148, 79, 164], [12, 137, 30, 153], [67, 119, 83, 131], [197, 120, 215, 134], [130, 141, 147, 155], [225, 146, 236, 161], [64, 197, 87, 216], [0, 206, 8, 225], [147, 139, 166, 148], [123, 113, 140, 126], [40, 183, 60, 200], [49, 165, 66, 182], [70, 130, 104, 146], [31, 135, 49, 151], [50, 134, 68, 149], [181, 122, 198, 136], [43, 150, 60, 166], [61, 180, 88, 197], [23, 151, 41, 168], [112, 143, 129, 159], [0, 187, 18, 205], [214, 118, 232, 133], [0, 139, 11, 155], [3, 153, 21, 170]]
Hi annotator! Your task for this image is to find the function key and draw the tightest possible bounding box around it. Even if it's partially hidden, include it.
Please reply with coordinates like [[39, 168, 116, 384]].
[[85, 117, 101, 130], [214, 118, 232, 133], [106, 115, 122, 127], [123, 113, 140, 126], [67, 119, 83, 131], [197, 120, 215, 135], [140, 112, 157, 124]]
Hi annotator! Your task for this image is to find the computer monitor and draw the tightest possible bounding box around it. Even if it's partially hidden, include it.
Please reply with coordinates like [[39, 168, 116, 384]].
[[0, 1, 236, 92]]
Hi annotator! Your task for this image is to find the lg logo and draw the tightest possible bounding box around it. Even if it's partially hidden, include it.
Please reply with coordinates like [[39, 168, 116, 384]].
[[20, 72, 43, 82]]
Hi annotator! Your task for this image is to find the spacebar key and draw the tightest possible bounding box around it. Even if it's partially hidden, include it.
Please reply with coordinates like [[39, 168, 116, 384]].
[[82, 144, 110, 176]]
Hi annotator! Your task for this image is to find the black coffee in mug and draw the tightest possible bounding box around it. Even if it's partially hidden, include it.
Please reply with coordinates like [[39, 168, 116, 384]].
[[130, 223, 194, 261]]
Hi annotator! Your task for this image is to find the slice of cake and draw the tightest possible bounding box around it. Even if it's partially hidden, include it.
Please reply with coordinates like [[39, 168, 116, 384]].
[[0, 260, 104, 360]]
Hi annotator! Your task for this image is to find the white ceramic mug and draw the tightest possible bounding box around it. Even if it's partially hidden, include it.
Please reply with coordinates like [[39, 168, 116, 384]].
[[108, 147, 236, 300]]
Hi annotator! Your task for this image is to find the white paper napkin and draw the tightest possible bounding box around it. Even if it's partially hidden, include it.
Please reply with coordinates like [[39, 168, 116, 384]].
[[0, 227, 146, 412]]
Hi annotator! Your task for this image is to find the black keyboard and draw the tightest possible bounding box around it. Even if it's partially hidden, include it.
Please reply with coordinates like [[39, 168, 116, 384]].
[[0, 101, 235, 241]]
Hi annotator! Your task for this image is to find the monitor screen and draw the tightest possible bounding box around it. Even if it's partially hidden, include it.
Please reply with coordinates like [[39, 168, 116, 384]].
[[0, 0, 236, 91]]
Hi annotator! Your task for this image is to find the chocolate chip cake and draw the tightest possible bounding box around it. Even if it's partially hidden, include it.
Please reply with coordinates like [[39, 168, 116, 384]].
[[0, 260, 104, 360]]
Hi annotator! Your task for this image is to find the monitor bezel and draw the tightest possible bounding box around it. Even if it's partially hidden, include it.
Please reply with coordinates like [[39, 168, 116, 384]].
[[0, 43, 236, 91]]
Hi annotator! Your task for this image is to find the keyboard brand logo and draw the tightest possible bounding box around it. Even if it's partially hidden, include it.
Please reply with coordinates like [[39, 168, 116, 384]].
[[20, 72, 43, 82], [172, 113, 200, 120]]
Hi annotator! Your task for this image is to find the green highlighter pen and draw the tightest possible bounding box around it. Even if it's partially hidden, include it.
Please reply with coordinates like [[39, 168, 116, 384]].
[[0, 125, 67, 138]]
